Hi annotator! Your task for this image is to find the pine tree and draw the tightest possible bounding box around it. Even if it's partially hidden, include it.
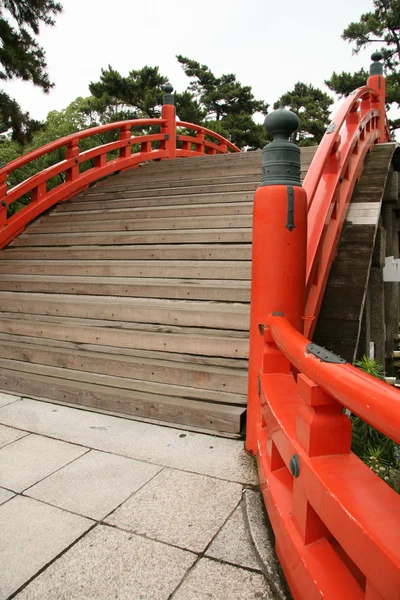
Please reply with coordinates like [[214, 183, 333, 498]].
[[325, 0, 400, 132], [274, 83, 333, 146]]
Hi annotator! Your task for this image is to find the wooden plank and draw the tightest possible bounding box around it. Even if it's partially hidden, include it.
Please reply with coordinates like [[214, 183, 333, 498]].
[[0, 354, 246, 405], [0, 367, 244, 434], [0, 291, 250, 330], [0, 259, 252, 280], [42, 201, 254, 223], [12, 228, 253, 247], [72, 181, 259, 199], [0, 314, 250, 358], [58, 192, 256, 212], [0, 331, 249, 369], [97, 168, 261, 186], [0, 338, 247, 393], [0, 243, 252, 261], [27, 214, 252, 234], [0, 274, 251, 302]]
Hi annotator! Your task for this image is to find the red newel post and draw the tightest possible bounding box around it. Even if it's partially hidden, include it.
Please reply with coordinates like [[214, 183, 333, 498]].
[[161, 84, 176, 159], [367, 52, 387, 143], [246, 107, 308, 454]]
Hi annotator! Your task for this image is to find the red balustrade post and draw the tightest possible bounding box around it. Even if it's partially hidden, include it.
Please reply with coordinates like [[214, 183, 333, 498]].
[[195, 130, 205, 154], [246, 107, 308, 454], [65, 138, 79, 182], [119, 125, 132, 160], [367, 52, 387, 142], [161, 84, 176, 159]]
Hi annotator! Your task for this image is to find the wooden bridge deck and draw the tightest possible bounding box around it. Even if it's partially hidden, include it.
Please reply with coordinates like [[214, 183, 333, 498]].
[[1, 144, 394, 437]]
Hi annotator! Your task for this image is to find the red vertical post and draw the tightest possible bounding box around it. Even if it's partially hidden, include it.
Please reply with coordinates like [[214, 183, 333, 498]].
[[246, 107, 308, 454], [65, 138, 79, 182], [367, 52, 387, 142], [161, 84, 176, 160]]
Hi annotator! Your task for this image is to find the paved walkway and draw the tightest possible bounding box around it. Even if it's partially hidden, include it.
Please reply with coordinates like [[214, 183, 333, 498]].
[[0, 393, 274, 600]]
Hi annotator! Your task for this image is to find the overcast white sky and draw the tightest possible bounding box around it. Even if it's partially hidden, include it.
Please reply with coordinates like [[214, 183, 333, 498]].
[[1, 0, 383, 122]]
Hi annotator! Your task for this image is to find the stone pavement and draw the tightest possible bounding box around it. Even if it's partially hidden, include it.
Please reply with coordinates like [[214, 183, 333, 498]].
[[0, 393, 275, 600]]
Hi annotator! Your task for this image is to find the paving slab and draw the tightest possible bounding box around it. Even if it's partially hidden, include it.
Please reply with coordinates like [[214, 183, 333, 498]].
[[172, 557, 273, 600], [15, 524, 196, 600], [107, 468, 242, 552], [0, 486, 14, 505], [27, 449, 162, 519], [0, 423, 29, 448], [0, 495, 92, 600], [0, 433, 87, 492], [0, 398, 257, 483], [206, 500, 260, 570], [0, 391, 18, 408]]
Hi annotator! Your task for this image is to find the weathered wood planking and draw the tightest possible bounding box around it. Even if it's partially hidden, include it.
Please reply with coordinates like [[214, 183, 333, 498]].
[[0, 149, 317, 435]]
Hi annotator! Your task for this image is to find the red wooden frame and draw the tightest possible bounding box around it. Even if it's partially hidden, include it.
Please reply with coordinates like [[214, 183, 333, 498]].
[[0, 106, 239, 249], [247, 64, 399, 599]]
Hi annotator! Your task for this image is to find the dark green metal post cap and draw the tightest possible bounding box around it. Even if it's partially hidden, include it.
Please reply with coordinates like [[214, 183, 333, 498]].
[[264, 105, 299, 141], [261, 105, 301, 187], [370, 51, 383, 75], [163, 84, 174, 105]]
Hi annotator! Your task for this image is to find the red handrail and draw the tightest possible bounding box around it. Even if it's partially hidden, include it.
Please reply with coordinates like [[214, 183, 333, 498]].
[[267, 313, 400, 444], [0, 102, 239, 249], [0, 118, 165, 176], [176, 120, 239, 155]]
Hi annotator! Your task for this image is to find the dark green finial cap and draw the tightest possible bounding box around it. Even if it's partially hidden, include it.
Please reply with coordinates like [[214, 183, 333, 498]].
[[264, 104, 299, 142], [163, 84, 174, 105], [261, 105, 301, 187], [370, 51, 383, 75]]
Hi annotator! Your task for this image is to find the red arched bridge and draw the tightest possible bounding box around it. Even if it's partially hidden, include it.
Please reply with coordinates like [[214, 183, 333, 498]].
[[0, 55, 399, 599]]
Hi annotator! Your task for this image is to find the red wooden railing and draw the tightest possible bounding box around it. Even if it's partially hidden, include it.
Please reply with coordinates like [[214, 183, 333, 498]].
[[0, 86, 239, 249], [246, 53, 400, 599]]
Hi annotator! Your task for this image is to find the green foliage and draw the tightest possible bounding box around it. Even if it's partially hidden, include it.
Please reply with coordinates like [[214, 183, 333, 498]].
[[0, 1, 62, 145], [353, 355, 399, 491], [325, 0, 400, 132], [88, 58, 270, 150], [177, 55, 268, 120], [90, 65, 168, 119], [0, 0, 62, 92], [177, 55, 268, 149], [325, 69, 369, 97], [354, 354, 385, 379], [364, 447, 400, 492], [174, 90, 206, 124], [273, 82, 333, 146], [0, 91, 42, 143]]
